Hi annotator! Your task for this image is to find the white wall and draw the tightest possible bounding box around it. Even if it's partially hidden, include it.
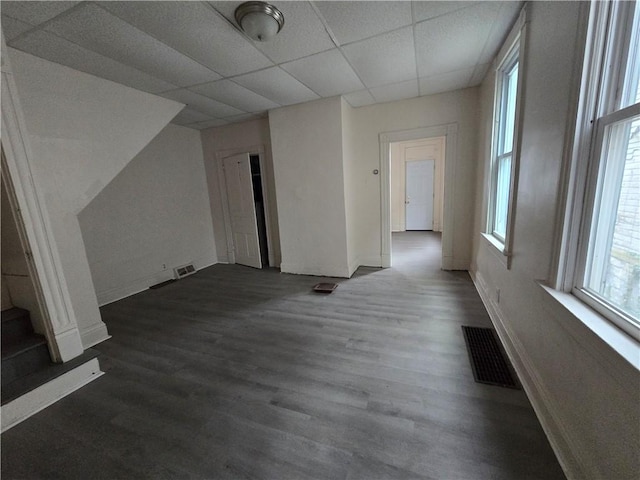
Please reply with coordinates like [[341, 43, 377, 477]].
[[270, 96, 350, 277], [390, 137, 445, 232], [471, 3, 639, 479], [9, 49, 182, 348], [348, 89, 479, 269], [78, 124, 217, 306], [200, 117, 280, 267], [342, 99, 359, 275]]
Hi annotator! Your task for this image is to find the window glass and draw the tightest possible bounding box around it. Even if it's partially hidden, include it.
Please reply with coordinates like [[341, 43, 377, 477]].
[[583, 114, 640, 323], [501, 62, 519, 155], [490, 55, 519, 243], [493, 154, 512, 240], [621, 6, 640, 109]]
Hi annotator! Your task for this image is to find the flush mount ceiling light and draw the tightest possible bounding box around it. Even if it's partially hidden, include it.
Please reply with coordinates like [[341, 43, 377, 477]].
[[235, 1, 284, 42]]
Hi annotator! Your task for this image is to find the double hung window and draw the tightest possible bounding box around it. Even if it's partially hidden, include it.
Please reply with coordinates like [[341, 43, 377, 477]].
[[487, 9, 526, 256], [570, 1, 640, 339]]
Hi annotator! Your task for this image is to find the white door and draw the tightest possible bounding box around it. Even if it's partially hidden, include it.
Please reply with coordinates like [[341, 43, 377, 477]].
[[223, 153, 262, 268], [405, 159, 435, 230]]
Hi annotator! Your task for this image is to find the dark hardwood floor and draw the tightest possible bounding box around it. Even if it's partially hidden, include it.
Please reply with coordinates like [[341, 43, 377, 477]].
[[1, 232, 565, 479]]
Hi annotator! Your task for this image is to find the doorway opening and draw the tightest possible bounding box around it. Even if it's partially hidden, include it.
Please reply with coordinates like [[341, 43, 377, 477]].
[[379, 123, 458, 269], [389, 136, 445, 267], [222, 151, 272, 269], [250, 154, 269, 268]]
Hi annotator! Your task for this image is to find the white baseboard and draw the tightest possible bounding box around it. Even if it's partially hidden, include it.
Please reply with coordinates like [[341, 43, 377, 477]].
[[470, 270, 589, 480], [280, 262, 350, 278], [359, 255, 383, 268], [97, 256, 218, 306], [79, 321, 111, 349], [54, 327, 85, 361], [1, 358, 103, 433]]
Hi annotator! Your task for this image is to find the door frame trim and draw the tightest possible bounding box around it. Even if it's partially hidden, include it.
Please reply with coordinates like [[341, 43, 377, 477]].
[[379, 123, 458, 269], [216, 146, 276, 267], [1, 37, 84, 361]]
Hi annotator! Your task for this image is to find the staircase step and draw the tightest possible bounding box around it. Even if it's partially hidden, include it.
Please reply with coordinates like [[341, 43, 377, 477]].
[[1, 349, 100, 405], [2, 335, 50, 387], [1, 307, 34, 345], [2, 333, 47, 360], [1, 307, 30, 324]]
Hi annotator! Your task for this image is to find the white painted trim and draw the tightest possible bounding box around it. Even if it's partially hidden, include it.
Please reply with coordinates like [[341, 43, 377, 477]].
[[280, 262, 350, 278], [1, 34, 84, 362], [216, 145, 277, 268], [379, 124, 458, 270], [359, 255, 383, 268], [538, 283, 640, 386], [480, 232, 510, 268], [485, 5, 529, 269], [53, 327, 85, 360], [1, 358, 103, 433], [96, 257, 217, 306], [470, 270, 590, 480], [79, 322, 110, 348]]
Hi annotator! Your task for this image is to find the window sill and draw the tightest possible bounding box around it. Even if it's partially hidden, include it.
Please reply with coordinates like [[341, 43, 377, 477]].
[[481, 233, 511, 268], [538, 282, 639, 373]]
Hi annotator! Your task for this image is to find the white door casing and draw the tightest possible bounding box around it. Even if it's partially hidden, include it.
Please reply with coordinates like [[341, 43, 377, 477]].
[[405, 159, 434, 230], [223, 153, 262, 269], [379, 124, 458, 269]]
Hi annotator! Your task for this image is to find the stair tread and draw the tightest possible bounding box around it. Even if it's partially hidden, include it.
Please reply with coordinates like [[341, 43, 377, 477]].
[[1, 349, 100, 405], [1, 333, 47, 360], [1, 307, 30, 323]]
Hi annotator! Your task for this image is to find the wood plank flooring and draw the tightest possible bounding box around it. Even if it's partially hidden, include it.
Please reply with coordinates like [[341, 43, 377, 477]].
[[1, 232, 566, 479]]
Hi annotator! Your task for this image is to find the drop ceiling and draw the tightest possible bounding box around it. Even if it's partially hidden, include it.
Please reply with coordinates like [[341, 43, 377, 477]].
[[1, 1, 522, 130]]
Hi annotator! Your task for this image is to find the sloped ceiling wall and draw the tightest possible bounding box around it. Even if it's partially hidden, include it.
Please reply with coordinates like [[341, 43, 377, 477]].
[[8, 48, 183, 347]]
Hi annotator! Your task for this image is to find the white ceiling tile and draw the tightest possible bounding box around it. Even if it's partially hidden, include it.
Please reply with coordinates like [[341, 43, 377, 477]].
[[172, 108, 216, 125], [415, 2, 501, 78], [342, 27, 416, 88], [161, 89, 245, 118], [211, 1, 335, 64], [478, 1, 523, 64], [252, 2, 335, 64], [232, 67, 320, 106], [412, 1, 478, 22], [44, 4, 221, 87], [419, 67, 475, 97], [222, 113, 264, 123], [281, 49, 364, 97], [315, 1, 412, 45], [469, 63, 491, 86], [11, 29, 177, 94], [370, 79, 419, 103], [1, 1, 80, 26], [99, 1, 272, 77], [343, 89, 376, 108], [187, 118, 231, 130], [1, 15, 33, 41], [189, 79, 279, 113]]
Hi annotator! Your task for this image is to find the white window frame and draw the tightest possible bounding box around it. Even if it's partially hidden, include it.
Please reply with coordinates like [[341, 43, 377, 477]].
[[484, 7, 528, 266], [555, 0, 640, 341]]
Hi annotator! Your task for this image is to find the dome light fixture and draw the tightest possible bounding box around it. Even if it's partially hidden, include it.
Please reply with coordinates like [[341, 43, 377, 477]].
[[234, 1, 284, 42]]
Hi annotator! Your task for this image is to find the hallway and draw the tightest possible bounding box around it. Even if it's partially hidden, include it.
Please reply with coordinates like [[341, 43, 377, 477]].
[[1, 233, 565, 479]]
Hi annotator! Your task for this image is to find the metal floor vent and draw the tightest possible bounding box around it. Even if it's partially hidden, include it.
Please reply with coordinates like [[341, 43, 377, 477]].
[[313, 283, 338, 293], [461, 326, 519, 389], [174, 263, 196, 279]]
